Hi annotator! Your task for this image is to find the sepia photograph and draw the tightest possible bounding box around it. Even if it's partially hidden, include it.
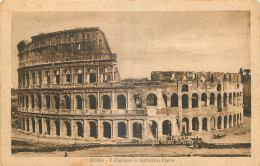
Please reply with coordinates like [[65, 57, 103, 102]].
[[1, 0, 260, 166]]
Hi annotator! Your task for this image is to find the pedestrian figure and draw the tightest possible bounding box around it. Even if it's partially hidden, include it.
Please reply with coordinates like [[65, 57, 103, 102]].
[[64, 152, 68, 157]]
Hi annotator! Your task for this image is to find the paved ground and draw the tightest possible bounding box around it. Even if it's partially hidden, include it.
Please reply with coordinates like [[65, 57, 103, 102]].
[[11, 116, 251, 157]]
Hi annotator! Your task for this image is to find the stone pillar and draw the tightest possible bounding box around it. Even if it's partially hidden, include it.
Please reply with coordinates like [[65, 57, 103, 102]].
[[207, 117, 211, 131], [198, 117, 202, 132], [188, 117, 192, 132], [60, 119, 63, 137], [70, 93, 74, 111], [35, 117, 39, 134], [226, 116, 229, 129], [42, 118, 47, 135], [97, 66, 99, 83], [143, 119, 147, 140], [188, 94, 192, 109], [112, 65, 115, 82], [127, 91, 134, 110], [157, 90, 164, 109], [230, 115, 234, 128], [221, 116, 224, 130], [198, 95, 201, 108], [157, 118, 162, 138], [29, 117, 33, 133], [178, 95, 182, 109], [214, 93, 217, 107], [97, 120, 101, 139], [167, 95, 171, 108], [84, 120, 89, 139], [112, 120, 117, 139], [127, 120, 132, 140], [111, 92, 115, 110], [50, 119, 55, 136], [71, 119, 75, 138], [241, 113, 244, 124], [171, 118, 176, 136]]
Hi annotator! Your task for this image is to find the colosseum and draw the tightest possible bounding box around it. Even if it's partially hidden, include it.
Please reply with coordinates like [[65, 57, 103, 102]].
[[16, 27, 244, 141]]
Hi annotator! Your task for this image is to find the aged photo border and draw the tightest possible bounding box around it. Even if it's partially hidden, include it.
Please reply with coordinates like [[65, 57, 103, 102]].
[[1, 0, 260, 166]]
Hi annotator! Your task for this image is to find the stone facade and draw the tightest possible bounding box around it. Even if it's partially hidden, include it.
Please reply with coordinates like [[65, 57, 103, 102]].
[[16, 27, 243, 141]]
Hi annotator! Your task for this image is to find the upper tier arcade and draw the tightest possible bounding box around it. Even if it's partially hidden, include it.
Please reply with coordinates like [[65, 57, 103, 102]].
[[17, 27, 116, 68]]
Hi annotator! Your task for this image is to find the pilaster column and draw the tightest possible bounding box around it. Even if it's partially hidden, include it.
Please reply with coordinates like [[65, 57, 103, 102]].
[[178, 96, 182, 109], [71, 119, 74, 138], [221, 116, 224, 130], [188, 94, 192, 108], [226, 116, 229, 129], [42, 118, 46, 135], [157, 90, 164, 109], [84, 120, 89, 138], [35, 117, 39, 134], [198, 117, 202, 132], [60, 119, 63, 137], [172, 117, 176, 136], [207, 117, 211, 131], [97, 120, 101, 139], [127, 120, 132, 140], [157, 118, 162, 138], [230, 115, 234, 128], [111, 92, 115, 110], [188, 117, 192, 132], [112, 120, 117, 139], [29, 117, 33, 133], [198, 95, 201, 108], [112, 65, 115, 82], [143, 120, 147, 139]]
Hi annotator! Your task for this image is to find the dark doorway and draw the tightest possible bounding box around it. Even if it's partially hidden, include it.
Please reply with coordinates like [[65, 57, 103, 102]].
[[182, 118, 189, 134], [64, 121, 71, 137], [192, 117, 199, 131], [133, 122, 142, 139], [55, 120, 60, 136], [89, 95, 96, 109], [171, 93, 178, 107], [162, 120, 171, 136], [90, 122, 97, 138], [118, 122, 126, 138], [182, 94, 189, 109], [103, 122, 111, 139], [46, 119, 51, 135], [103, 95, 111, 109], [117, 95, 126, 109], [76, 122, 83, 137], [202, 118, 207, 131], [217, 116, 222, 129]]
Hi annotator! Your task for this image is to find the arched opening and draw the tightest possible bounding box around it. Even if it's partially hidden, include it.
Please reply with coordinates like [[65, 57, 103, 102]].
[[65, 69, 71, 83], [26, 73, 29, 86], [38, 119, 42, 134], [117, 95, 126, 109], [64, 95, 71, 109], [133, 122, 142, 139], [182, 84, 189, 92], [229, 93, 232, 104], [182, 118, 189, 134], [102, 95, 111, 109], [210, 93, 215, 105], [146, 93, 157, 106], [171, 93, 178, 107], [192, 117, 199, 131], [77, 69, 83, 83], [76, 122, 83, 137], [217, 116, 222, 129], [38, 71, 42, 85], [22, 117, 25, 130], [64, 121, 71, 137], [233, 114, 237, 127], [224, 93, 227, 107], [89, 122, 97, 138], [202, 118, 207, 131], [163, 94, 167, 107], [201, 93, 207, 106], [233, 92, 236, 106], [89, 95, 96, 109], [217, 93, 222, 112], [229, 115, 232, 128], [149, 120, 158, 139], [217, 84, 221, 91], [89, 69, 96, 83], [31, 95, 34, 108], [54, 95, 60, 110], [45, 95, 50, 109], [54, 70, 60, 84], [134, 94, 142, 108], [75, 95, 83, 110], [26, 118, 30, 132], [192, 93, 198, 108], [224, 116, 227, 129], [162, 120, 171, 136], [38, 95, 42, 109], [46, 119, 51, 135], [32, 118, 35, 133], [103, 122, 111, 139], [182, 94, 188, 109], [210, 117, 215, 130], [26, 96, 29, 108], [45, 71, 50, 84], [55, 120, 60, 136], [118, 122, 126, 138]]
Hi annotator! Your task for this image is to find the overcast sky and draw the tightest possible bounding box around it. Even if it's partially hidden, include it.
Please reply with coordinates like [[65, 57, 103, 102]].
[[11, 11, 250, 88]]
